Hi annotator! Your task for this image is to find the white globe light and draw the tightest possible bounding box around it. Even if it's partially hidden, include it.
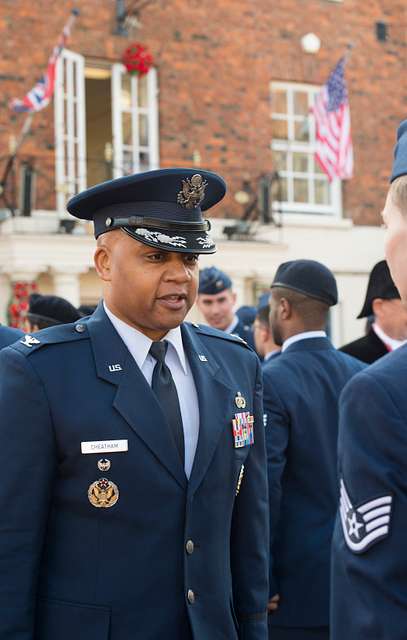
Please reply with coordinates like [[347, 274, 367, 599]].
[[301, 33, 321, 54]]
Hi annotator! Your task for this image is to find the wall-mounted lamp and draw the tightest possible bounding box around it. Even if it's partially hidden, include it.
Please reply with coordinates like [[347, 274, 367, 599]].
[[301, 33, 321, 54]]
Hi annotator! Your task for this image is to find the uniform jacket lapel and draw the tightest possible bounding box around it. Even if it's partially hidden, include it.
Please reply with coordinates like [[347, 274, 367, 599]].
[[87, 304, 187, 489], [181, 324, 236, 495]]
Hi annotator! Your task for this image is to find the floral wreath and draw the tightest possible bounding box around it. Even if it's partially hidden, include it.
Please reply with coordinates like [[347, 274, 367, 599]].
[[122, 43, 154, 76], [7, 281, 37, 329]]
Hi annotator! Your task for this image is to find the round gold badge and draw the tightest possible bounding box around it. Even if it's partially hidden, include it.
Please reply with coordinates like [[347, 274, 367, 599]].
[[88, 477, 119, 508], [235, 392, 246, 409]]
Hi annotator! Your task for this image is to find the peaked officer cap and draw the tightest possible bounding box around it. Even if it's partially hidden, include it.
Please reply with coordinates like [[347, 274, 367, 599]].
[[357, 260, 400, 318], [271, 259, 338, 306], [67, 168, 226, 254], [28, 293, 81, 325], [198, 267, 232, 295], [391, 119, 407, 182]]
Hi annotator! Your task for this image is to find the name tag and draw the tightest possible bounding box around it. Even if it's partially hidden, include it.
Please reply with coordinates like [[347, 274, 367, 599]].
[[81, 439, 128, 454]]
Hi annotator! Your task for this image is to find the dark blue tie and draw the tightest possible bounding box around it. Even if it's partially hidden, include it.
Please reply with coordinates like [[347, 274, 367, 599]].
[[149, 340, 185, 466]]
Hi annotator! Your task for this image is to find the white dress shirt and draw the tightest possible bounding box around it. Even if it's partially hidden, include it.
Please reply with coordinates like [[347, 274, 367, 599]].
[[225, 315, 239, 334], [104, 303, 200, 479], [372, 322, 406, 352], [282, 330, 327, 352]]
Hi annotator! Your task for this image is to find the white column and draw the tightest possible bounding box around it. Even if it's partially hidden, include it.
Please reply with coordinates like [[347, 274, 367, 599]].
[[51, 267, 84, 307]]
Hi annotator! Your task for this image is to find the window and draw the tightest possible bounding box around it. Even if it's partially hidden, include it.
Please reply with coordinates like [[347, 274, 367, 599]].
[[54, 51, 159, 215], [270, 82, 341, 216]]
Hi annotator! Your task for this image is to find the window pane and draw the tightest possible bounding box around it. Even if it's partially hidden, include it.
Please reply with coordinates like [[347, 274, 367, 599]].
[[122, 112, 133, 146], [272, 118, 288, 140], [294, 119, 309, 142], [293, 178, 309, 203], [293, 91, 308, 116], [272, 149, 287, 171], [123, 149, 133, 175], [138, 75, 148, 107], [139, 151, 150, 172], [292, 152, 309, 173], [271, 88, 287, 115], [278, 177, 288, 201], [139, 114, 148, 146], [315, 179, 330, 205], [121, 74, 132, 109], [313, 156, 324, 175]]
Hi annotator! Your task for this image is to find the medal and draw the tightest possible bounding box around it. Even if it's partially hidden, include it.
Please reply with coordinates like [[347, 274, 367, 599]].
[[235, 392, 246, 409], [97, 458, 111, 472], [88, 477, 119, 508], [232, 412, 254, 448]]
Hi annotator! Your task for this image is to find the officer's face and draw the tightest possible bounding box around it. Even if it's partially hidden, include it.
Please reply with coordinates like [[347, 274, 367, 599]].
[[382, 189, 407, 304], [94, 231, 199, 340], [196, 289, 236, 330]]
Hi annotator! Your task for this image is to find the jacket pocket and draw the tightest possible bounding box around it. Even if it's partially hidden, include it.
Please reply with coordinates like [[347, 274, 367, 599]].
[[35, 597, 111, 640]]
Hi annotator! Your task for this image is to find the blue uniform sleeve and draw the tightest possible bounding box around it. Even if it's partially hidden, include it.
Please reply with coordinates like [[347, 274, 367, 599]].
[[331, 370, 407, 640], [231, 357, 269, 640], [0, 347, 56, 639], [262, 368, 290, 598]]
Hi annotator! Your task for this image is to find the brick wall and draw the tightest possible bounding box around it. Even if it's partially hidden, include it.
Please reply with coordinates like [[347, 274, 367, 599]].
[[0, 0, 406, 223]]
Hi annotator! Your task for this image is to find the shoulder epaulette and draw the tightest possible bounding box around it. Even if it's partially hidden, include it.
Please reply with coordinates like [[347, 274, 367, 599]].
[[188, 322, 251, 348], [11, 320, 89, 357]]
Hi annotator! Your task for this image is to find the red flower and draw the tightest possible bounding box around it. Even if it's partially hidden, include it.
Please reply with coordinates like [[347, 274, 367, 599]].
[[122, 43, 154, 77]]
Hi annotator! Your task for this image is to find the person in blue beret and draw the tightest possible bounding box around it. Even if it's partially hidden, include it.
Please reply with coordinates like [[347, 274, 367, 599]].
[[252, 304, 280, 365], [197, 266, 255, 349], [0, 169, 269, 640], [331, 122, 407, 639], [263, 259, 365, 640]]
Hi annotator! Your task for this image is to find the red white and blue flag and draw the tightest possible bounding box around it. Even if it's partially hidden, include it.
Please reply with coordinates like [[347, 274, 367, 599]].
[[311, 57, 353, 182], [10, 10, 78, 113]]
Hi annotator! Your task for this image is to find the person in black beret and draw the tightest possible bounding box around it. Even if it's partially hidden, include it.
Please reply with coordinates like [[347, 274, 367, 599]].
[[25, 293, 81, 331], [263, 259, 365, 640], [0, 168, 269, 640], [331, 121, 407, 640], [196, 266, 255, 349], [340, 259, 407, 364]]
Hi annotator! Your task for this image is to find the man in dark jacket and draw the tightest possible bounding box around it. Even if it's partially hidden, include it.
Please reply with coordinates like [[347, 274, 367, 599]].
[[264, 259, 365, 640], [340, 260, 407, 363]]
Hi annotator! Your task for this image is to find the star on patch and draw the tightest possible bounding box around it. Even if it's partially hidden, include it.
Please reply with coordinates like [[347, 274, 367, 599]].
[[339, 478, 393, 554]]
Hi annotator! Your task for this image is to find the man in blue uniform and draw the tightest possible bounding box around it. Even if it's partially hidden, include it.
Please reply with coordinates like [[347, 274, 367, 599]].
[[263, 260, 364, 640], [253, 304, 280, 365], [0, 324, 23, 349], [331, 122, 407, 639], [197, 267, 255, 348], [0, 169, 269, 640]]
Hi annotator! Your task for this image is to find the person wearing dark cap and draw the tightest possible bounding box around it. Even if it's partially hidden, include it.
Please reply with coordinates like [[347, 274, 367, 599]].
[[340, 259, 407, 363], [331, 122, 407, 639], [0, 169, 269, 640], [0, 324, 23, 349], [263, 259, 364, 640], [25, 293, 81, 331], [197, 266, 255, 348], [253, 304, 280, 365]]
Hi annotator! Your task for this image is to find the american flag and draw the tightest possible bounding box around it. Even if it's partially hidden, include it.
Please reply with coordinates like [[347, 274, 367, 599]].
[[311, 57, 353, 181], [10, 10, 78, 113]]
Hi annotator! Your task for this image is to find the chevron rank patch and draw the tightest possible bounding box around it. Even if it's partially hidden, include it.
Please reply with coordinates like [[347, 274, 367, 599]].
[[339, 478, 393, 554]]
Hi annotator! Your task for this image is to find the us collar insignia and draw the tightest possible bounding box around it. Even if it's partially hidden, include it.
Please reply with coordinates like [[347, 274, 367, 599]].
[[177, 174, 207, 209], [20, 334, 40, 348], [232, 412, 254, 448], [88, 477, 119, 508]]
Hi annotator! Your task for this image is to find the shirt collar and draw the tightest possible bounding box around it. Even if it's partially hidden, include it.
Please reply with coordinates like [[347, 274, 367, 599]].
[[282, 330, 327, 352], [225, 314, 239, 334], [372, 322, 406, 352], [264, 349, 280, 361], [103, 302, 187, 374]]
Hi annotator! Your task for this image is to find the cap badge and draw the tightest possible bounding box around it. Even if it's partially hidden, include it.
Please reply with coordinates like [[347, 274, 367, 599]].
[[177, 174, 207, 209], [88, 477, 119, 508], [97, 458, 111, 472], [235, 392, 246, 409]]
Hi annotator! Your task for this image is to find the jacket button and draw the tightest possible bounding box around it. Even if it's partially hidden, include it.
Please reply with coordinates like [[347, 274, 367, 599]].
[[187, 589, 195, 604], [75, 324, 86, 333], [186, 540, 194, 555]]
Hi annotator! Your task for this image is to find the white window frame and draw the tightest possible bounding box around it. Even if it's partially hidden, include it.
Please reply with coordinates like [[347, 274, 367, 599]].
[[270, 81, 342, 217], [54, 49, 87, 216], [111, 65, 159, 178]]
